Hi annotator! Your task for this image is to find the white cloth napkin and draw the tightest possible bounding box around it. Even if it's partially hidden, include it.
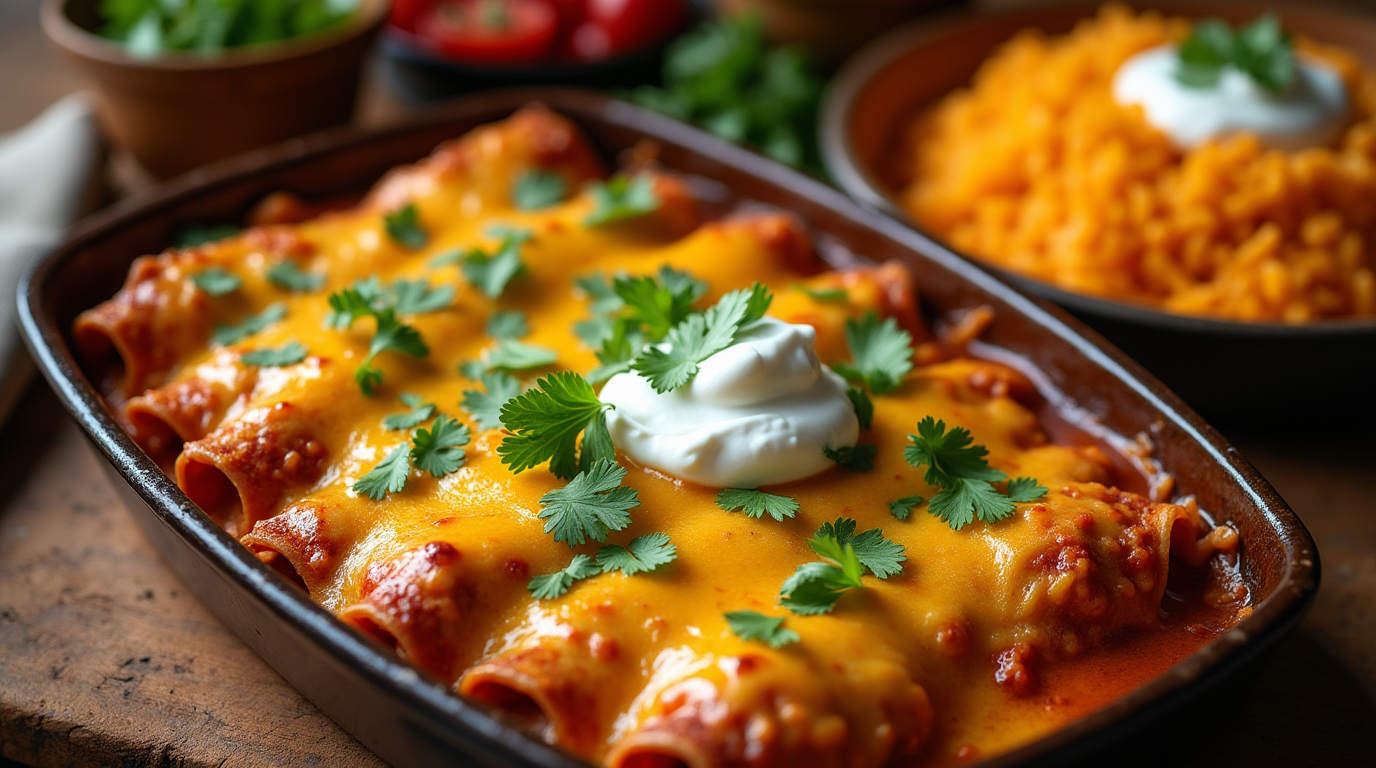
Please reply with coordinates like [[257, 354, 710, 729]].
[[0, 94, 104, 425]]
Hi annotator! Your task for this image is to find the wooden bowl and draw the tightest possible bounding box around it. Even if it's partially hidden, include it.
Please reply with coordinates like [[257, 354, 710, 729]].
[[820, 1, 1376, 418], [17, 87, 1318, 767], [41, 0, 389, 179]]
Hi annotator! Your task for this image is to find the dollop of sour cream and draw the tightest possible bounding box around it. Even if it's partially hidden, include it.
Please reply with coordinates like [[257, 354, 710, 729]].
[[1112, 45, 1348, 151], [600, 316, 858, 488]]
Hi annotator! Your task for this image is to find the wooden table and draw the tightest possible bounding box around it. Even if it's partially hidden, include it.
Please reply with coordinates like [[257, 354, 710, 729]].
[[2, 1, 1375, 766]]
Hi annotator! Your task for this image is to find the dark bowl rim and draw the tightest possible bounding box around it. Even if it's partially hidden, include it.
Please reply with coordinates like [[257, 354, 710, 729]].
[[819, 0, 1376, 338], [17, 86, 1320, 768], [40, 0, 391, 70]]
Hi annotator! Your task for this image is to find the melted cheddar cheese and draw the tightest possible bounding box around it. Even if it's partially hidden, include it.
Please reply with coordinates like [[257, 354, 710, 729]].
[[76, 106, 1245, 767]]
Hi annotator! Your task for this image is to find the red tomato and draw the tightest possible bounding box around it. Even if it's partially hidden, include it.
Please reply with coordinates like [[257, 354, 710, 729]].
[[584, 0, 687, 56], [547, 0, 588, 31], [418, 0, 559, 65], [389, 0, 436, 33]]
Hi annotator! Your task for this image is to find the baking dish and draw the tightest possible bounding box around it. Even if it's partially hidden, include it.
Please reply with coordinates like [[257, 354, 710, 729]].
[[17, 87, 1318, 767]]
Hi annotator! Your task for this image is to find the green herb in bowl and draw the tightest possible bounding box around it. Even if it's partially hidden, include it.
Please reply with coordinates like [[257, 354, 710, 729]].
[[99, 0, 359, 57]]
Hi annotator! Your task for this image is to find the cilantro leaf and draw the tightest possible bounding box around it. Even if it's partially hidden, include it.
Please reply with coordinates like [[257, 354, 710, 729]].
[[888, 495, 924, 521], [584, 175, 661, 226], [793, 283, 848, 303], [715, 488, 799, 521], [779, 555, 863, 616], [191, 267, 241, 296], [832, 312, 913, 395], [461, 371, 521, 431], [613, 271, 703, 341], [240, 342, 307, 367], [354, 445, 411, 500], [355, 309, 429, 396], [325, 283, 381, 330], [498, 371, 611, 478], [579, 410, 617, 473], [595, 532, 677, 575], [486, 339, 557, 371], [410, 415, 470, 478], [846, 387, 874, 430], [537, 459, 639, 546], [383, 203, 427, 249], [486, 310, 529, 340], [461, 232, 526, 299], [265, 261, 324, 292], [587, 317, 646, 383], [391, 278, 454, 315], [812, 518, 906, 579], [512, 169, 568, 210], [724, 610, 800, 649], [383, 393, 437, 430], [528, 554, 600, 600], [928, 479, 1014, 530], [633, 283, 771, 393], [174, 224, 238, 248], [1008, 477, 1049, 503], [213, 303, 286, 346], [575, 273, 625, 315], [903, 416, 1007, 488], [824, 444, 877, 473], [1176, 15, 1294, 93]]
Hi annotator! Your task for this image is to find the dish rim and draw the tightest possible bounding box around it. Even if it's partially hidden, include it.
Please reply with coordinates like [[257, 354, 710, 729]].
[[819, 0, 1376, 337], [17, 86, 1320, 768]]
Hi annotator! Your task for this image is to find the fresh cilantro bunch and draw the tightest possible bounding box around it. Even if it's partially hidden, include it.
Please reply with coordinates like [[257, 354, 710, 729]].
[[630, 14, 827, 174], [497, 371, 615, 479], [779, 518, 905, 615], [98, 0, 359, 58], [1176, 15, 1295, 92], [903, 416, 1048, 531], [632, 283, 772, 393]]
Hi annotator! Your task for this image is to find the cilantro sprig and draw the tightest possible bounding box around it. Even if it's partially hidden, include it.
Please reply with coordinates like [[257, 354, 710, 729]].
[[576, 266, 706, 383], [632, 283, 772, 393], [1177, 15, 1295, 93], [266, 261, 324, 292], [715, 488, 799, 521], [779, 518, 905, 615], [535, 459, 639, 547], [191, 267, 241, 296], [353, 414, 470, 500], [903, 416, 1047, 531], [888, 495, 925, 521], [383, 203, 427, 249], [584, 175, 660, 227], [824, 444, 877, 473], [528, 555, 600, 600], [355, 309, 428, 396], [240, 342, 307, 367], [383, 393, 436, 431], [213, 303, 286, 346], [485, 339, 557, 372], [812, 518, 906, 579], [527, 532, 676, 600], [497, 371, 614, 479], [512, 169, 568, 211], [832, 312, 913, 395], [461, 369, 521, 431], [725, 610, 800, 649]]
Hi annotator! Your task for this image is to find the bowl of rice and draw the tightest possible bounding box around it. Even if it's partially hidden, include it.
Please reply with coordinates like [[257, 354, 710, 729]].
[[821, 1, 1376, 415]]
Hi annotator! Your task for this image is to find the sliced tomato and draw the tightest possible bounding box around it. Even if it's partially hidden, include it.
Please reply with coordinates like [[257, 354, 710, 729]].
[[389, 0, 437, 33], [418, 0, 559, 65], [584, 0, 687, 57]]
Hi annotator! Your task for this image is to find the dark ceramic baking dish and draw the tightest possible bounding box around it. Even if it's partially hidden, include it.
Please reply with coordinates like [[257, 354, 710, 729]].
[[820, 0, 1376, 418], [18, 88, 1318, 768]]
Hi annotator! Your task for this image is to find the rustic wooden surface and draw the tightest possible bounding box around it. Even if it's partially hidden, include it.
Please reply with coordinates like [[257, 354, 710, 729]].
[[3, 0, 1376, 766]]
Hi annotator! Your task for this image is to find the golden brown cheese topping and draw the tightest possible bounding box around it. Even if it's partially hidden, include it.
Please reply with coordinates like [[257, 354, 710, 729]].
[[76, 105, 1245, 767]]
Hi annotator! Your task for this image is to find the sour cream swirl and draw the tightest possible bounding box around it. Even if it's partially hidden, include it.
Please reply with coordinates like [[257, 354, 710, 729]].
[[600, 317, 858, 488]]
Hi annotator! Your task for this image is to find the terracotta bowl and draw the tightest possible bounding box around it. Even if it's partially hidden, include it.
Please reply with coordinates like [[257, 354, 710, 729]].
[[820, 0, 1376, 417], [41, 0, 389, 179]]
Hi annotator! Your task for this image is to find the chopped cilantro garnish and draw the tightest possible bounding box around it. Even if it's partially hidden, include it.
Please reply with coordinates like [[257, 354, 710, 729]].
[[390, 277, 453, 315], [486, 339, 557, 371], [575, 273, 625, 315], [715, 488, 799, 521], [536, 459, 639, 546], [613, 270, 704, 341], [265, 261, 324, 292], [461, 370, 521, 431], [812, 518, 906, 579], [724, 610, 800, 649], [904, 416, 1045, 531], [586, 318, 645, 383], [486, 310, 529, 340], [793, 283, 848, 303], [410, 415, 470, 478], [383, 393, 437, 431], [1177, 15, 1294, 92], [355, 309, 429, 396], [632, 283, 771, 393], [497, 371, 612, 479], [595, 532, 677, 575], [239, 342, 307, 367], [459, 233, 526, 299], [824, 444, 877, 473], [383, 203, 427, 249], [888, 495, 924, 521], [846, 387, 874, 430], [191, 267, 241, 296], [354, 445, 411, 501], [213, 303, 286, 346], [512, 169, 568, 210], [779, 555, 863, 616], [832, 312, 913, 395], [325, 282, 380, 330], [528, 554, 600, 600], [584, 175, 661, 226]]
